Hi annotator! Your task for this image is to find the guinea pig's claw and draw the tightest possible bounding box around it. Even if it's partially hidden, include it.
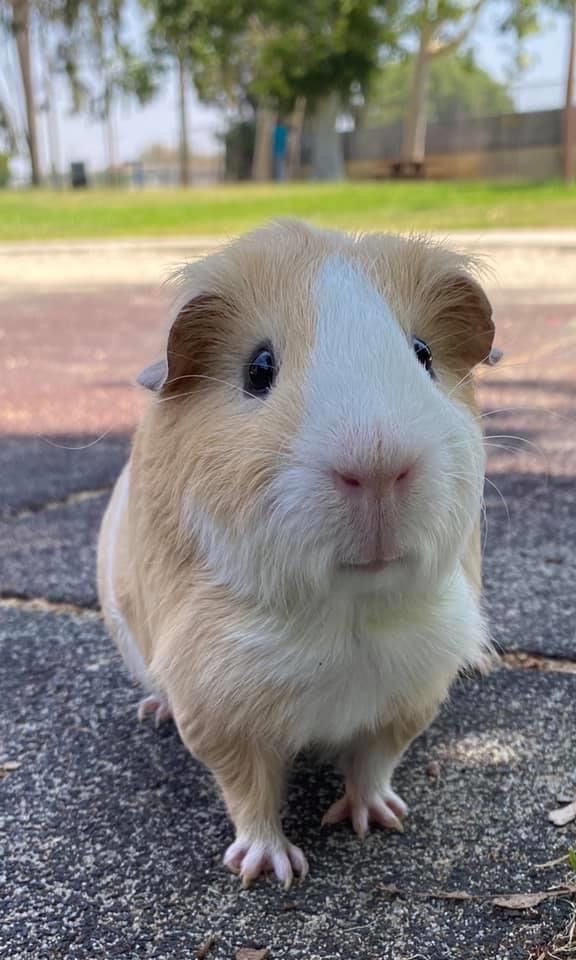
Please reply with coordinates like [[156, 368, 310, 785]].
[[322, 788, 408, 837], [224, 835, 308, 888], [137, 694, 172, 726]]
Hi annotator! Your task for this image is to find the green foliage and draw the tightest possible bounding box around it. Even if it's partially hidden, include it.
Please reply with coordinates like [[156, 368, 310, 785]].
[[0, 98, 18, 155], [0, 152, 9, 187], [146, 0, 400, 114], [250, 0, 401, 108], [568, 848, 576, 873], [362, 51, 514, 126], [54, 0, 158, 119], [401, 0, 541, 48], [145, 0, 252, 104]]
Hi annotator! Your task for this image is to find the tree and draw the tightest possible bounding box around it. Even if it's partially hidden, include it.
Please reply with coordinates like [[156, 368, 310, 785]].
[[562, 0, 576, 181], [249, 0, 401, 179], [57, 0, 157, 183], [0, 94, 18, 184], [1, 0, 41, 184], [398, 0, 540, 168], [146, 0, 252, 185], [362, 50, 514, 127], [153, 1, 399, 181]]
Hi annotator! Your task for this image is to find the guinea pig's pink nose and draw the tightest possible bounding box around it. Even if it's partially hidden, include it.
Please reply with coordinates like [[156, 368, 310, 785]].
[[332, 463, 414, 497]]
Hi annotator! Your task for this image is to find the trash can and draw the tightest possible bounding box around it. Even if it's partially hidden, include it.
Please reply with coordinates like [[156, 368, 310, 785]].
[[70, 162, 88, 188]]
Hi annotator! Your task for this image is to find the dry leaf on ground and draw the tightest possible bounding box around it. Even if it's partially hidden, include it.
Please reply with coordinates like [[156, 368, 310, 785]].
[[196, 935, 217, 959], [549, 800, 576, 826], [381, 882, 576, 911], [235, 949, 270, 960], [492, 885, 576, 910], [492, 892, 554, 910], [381, 884, 473, 901]]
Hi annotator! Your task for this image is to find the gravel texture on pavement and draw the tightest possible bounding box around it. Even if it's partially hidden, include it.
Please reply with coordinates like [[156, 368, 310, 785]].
[[1, 607, 574, 960]]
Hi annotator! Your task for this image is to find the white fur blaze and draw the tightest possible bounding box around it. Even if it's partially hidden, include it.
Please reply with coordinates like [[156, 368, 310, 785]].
[[304, 254, 431, 466]]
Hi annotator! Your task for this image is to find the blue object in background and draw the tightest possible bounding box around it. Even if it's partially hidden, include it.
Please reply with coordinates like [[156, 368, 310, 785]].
[[273, 122, 288, 180]]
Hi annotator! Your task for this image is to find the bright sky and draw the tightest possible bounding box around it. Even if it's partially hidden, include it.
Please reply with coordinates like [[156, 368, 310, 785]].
[[17, 2, 574, 179]]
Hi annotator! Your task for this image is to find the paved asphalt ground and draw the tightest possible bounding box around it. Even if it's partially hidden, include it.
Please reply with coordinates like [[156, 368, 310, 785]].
[[1, 236, 576, 960]]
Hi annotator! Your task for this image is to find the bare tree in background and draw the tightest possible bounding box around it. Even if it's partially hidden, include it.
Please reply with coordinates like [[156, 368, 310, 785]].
[[399, 0, 542, 171], [146, 0, 252, 187], [2, 0, 41, 184], [176, 50, 190, 185], [400, 0, 486, 168], [58, 0, 156, 184], [564, 0, 576, 181]]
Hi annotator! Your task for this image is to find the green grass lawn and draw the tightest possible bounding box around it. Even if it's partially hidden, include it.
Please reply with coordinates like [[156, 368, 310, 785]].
[[1, 180, 576, 242]]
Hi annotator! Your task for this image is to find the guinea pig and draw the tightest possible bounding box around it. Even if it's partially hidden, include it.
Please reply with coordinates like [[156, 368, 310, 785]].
[[97, 219, 496, 889]]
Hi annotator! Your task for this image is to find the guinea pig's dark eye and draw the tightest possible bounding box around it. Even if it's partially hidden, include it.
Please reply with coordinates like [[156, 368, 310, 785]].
[[412, 336, 433, 375], [245, 345, 276, 396]]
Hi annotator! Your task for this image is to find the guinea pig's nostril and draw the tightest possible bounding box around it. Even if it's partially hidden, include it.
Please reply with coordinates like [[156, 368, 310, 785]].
[[332, 461, 415, 496], [333, 470, 364, 492]]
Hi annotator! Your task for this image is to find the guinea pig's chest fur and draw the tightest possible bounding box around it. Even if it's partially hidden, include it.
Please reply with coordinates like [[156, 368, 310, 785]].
[[222, 573, 484, 751]]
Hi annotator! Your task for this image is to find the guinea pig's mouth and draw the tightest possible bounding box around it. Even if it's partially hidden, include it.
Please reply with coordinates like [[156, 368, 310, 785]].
[[341, 555, 402, 574]]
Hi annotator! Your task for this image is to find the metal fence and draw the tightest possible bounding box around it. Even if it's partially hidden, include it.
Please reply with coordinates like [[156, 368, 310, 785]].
[[341, 109, 564, 179]]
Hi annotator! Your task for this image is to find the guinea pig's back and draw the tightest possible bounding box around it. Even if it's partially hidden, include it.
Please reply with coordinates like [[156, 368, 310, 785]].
[[97, 462, 151, 687]]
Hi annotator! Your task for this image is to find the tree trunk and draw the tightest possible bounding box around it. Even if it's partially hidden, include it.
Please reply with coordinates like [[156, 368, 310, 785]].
[[103, 83, 117, 186], [45, 78, 61, 188], [177, 54, 190, 187], [563, 0, 576, 183], [401, 29, 432, 165], [252, 103, 276, 181], [287, 96, 306, 180], [13, 0, 40, 186], [311, 90, 344, 180], [40, 32, 61, 188]]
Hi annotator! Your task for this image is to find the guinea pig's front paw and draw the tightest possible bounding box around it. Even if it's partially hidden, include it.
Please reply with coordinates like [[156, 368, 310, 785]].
[[321, 786, 408, 838], [224, 833, 308, 889]]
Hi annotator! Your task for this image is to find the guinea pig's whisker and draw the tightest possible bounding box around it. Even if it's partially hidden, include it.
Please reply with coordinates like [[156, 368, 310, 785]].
[[483, 476, 511, 525], [483, 441, 536, 461], [445, 368, 479, 399], [483, 440, 539, 460], [40, 429, 113, 450], [476, 406, 576, 426], [484, 433, 546, 460], [154, 373, 267, 406], [427, 326, 494, 354], [480, 498, 489, 557]]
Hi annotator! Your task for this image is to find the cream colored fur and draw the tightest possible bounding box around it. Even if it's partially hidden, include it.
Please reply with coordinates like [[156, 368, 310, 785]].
[[97, 220, 495, 888]]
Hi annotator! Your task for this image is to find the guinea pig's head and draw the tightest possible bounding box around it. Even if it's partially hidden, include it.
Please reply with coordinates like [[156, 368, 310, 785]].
[[139, 220, 494, 609]]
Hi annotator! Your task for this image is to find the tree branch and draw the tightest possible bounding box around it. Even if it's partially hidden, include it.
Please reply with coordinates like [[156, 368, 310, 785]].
[[427, 0, 486, 59]]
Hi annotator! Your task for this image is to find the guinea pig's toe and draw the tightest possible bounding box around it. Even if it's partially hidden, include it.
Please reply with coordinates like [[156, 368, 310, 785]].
[[368, 794, 406, 834], [136, 694, 172, 726], [322, 787, 408, 837], [224, 836, 308, 888]]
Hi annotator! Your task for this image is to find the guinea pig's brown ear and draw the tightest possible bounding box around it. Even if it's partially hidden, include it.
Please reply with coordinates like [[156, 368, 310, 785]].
[[137, 293, 229, 394], [439, 273, 495, 369]]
